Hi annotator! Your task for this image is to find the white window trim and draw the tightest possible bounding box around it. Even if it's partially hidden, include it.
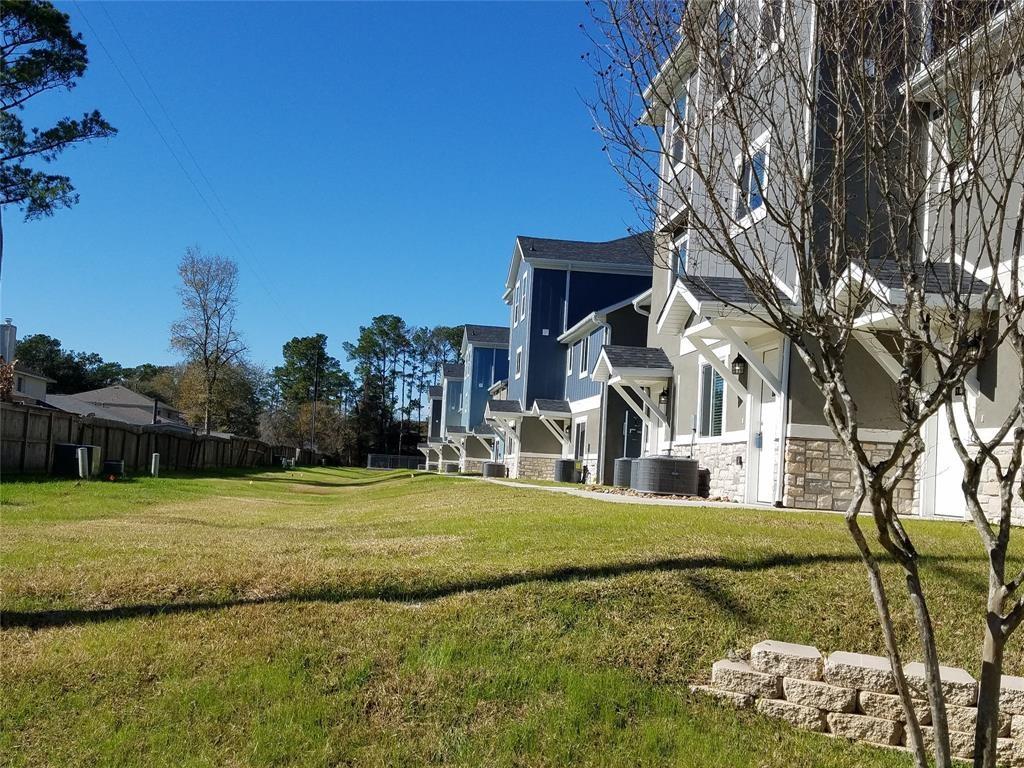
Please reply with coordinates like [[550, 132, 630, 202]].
[[513, 281, 521, 328], [712, 0, 739, 112], [520, 272, 528, 322], [697, 357, 727, 439], [936, 85, 980, 193], [514, 346, 523, 379], [756, 0, 785, 59], [566, 346, 573, 377], [578, 336, 590, 378], [731, 129, 771, 236], [673, 227, 690, 276]]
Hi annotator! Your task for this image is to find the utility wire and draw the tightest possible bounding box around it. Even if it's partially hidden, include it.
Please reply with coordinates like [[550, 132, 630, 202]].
[[73, 1, 284, 311], [95, 1, 270, 282]]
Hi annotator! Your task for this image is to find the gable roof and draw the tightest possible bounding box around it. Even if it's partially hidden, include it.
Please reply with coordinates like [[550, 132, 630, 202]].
[[11, 363, 56, 383], [532, 399, 572, 417], [442, 363, 465, 380], [485, 398, 523, 415], [72, 384, 182, 412], [463, 324, 509, 348], [593, 346, 674, 383], [505, 232, 655, 292]]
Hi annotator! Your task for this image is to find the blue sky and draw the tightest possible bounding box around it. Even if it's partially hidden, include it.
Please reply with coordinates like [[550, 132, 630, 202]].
[[3, 1, 641, 369]]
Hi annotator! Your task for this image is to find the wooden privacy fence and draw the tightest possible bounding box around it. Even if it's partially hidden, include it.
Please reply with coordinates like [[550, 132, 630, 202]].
[[0, 402, 298, 475]]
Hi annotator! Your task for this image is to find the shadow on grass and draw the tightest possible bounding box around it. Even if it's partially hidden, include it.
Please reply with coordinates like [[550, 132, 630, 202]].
[[4, 550, 866, 631]]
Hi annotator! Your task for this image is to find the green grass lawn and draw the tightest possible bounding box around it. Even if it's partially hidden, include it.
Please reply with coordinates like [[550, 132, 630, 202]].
[[0, 466, 1013, 767]]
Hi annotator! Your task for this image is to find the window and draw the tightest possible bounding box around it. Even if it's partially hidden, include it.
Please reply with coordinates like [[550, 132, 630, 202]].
[[514, 347, 523, 378], [579, 335, 590, 377], [513, 282, 520, 327], [699, 363, 725, 438], [937, 87, 978, 189], [520, 273, 528, 321], [717, 1, 737, 94], [669, 81, 691, 167], [566, 346, 573, 377], [15, 375, 24, 392], [574, 421, 587, 460], [673, 227, 689, 276], [733, 131, 770, 229], [758, 0, 783, 51]]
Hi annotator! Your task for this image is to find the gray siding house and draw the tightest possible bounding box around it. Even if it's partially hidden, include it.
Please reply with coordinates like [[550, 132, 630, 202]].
[[639, 0, 1022, 519]]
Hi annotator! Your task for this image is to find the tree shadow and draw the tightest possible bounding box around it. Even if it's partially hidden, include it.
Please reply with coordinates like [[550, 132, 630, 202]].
[[3, 550, 864, 631]]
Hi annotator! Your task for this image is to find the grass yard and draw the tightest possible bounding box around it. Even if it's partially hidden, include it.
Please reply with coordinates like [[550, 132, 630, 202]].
[[1, 467, 1015, 767]]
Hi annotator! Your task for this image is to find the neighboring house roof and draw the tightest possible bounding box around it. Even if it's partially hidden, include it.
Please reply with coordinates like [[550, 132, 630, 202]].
[[463, 325, 510, 347], [442, 363, 465, 379], [470, 423, 497, 437], [446, 425, 467, 434], [73, 384, 184, 414], [46, 393, 192, 430], [427, 385, 443, 399], [11, 363, 56, 384], [488, 378, 508, 396], [505, 232, 655, 293], [532, 399, 572, 417], [486, 398, 523, 415], [598, 345, 674, 373]]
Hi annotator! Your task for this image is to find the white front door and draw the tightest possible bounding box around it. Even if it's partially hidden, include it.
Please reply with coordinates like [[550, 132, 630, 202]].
[[755, 348, 781, 504], [922, 403, 967, 519]]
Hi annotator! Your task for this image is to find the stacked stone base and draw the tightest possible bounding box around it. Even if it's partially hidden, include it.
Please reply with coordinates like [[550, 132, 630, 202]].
[[693, 640, 1024, 766], [460, 457, 488, 475], [507, 453, 560, 481]]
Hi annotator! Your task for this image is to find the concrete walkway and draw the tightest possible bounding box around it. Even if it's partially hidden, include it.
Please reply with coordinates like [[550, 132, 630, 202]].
[[470, 476, 971, 524]]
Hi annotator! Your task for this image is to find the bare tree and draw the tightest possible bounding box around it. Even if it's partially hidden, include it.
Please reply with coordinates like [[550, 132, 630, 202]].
[[170, 246, 245, 435], [588, 1, 1024, 766]]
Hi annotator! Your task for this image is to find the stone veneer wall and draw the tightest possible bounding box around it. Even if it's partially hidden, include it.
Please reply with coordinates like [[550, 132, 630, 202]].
[[518, 454, 561, 481], [978, 443, 1024, 525], [672, 440, 747, 501], [461, 457, 489, 474], [696, 639, 1024, 765], [783, 438, 916, 515]]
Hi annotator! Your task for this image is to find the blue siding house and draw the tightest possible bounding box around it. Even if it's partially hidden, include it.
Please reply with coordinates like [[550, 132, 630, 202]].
[[484, 233, 654, 481]]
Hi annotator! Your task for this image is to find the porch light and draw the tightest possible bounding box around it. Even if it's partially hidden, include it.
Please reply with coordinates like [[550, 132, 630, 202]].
[[658, 389, 670, 408], [730, 355, 747, 377]]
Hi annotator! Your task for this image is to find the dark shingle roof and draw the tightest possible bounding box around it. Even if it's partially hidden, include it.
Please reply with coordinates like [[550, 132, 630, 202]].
[[517, 232, 654, 268], [533, 398, 571, 415], [601, 346, 673, 371], [446, 425, 467, 434], [868, 261, 989, 296], [427, 385, 443, 398], [680, 275, 760, 305], [465, 325, 509, 346], [487, 398, 523, 414], [442, 363, 465, 379], [470, 423, 497, 436]]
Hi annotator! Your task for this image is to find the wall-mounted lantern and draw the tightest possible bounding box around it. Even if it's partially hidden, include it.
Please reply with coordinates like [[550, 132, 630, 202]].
[[731, 355, 747, 377], [658, 389, 670, 409]]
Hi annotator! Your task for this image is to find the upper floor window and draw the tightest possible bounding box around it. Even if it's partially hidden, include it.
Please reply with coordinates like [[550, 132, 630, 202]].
[[579, 335, 590, 377], [673, 226, 690, 276], [929, 0, 1005, 59], [936, 87, 978, 190], [733, 130, 770, 231], [566, 346, 573, 377], [717, 1, 737, 94], [514, 347, 523, 379], [15, 375, 24, 392], [513, 282, 520, 327], [758, 0, 783, 51], [520, 273, 528, 321], [669, 81, 691, 168], [698, 363, 724, 438]]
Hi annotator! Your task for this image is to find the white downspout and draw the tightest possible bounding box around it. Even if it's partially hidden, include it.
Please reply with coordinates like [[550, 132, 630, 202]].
[[775, 337, 792, 507]]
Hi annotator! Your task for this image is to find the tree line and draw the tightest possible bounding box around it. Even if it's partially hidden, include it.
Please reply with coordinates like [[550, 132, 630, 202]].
[[15, 246, 461, 464]]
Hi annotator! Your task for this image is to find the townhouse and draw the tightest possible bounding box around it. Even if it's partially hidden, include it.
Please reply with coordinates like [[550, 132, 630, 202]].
[[635, 0, 1022, 519], [484, 234, 654, 481], [420, 325, 510, 473]]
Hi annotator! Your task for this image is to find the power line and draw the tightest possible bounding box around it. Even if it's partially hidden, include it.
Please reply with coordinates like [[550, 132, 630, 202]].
[[73, 0, 283, 312]]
